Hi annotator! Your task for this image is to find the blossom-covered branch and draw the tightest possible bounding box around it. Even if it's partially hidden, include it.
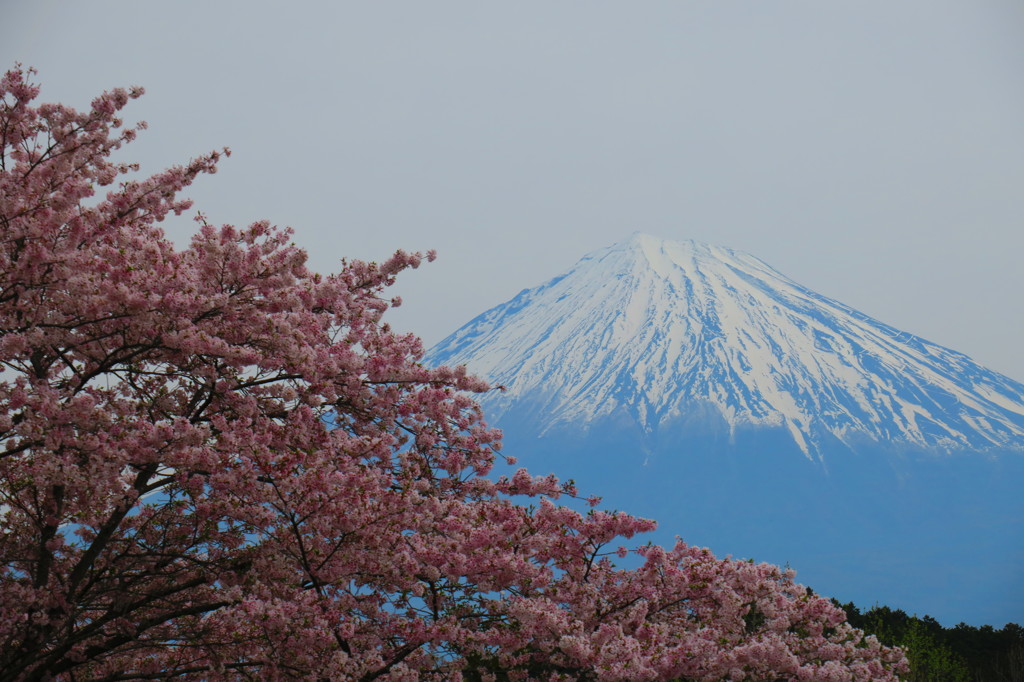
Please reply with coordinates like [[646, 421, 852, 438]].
[[0, 66, 906, 681]]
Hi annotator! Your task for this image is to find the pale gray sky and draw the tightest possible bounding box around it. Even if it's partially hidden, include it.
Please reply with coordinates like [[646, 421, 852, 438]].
[[4, 1, 1023, 379]]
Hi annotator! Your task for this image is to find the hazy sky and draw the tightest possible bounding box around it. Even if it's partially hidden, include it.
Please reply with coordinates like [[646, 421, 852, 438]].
[[4, 1, 1023, 379]]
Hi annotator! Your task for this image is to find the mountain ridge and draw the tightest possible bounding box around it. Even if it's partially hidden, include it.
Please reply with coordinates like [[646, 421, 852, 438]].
[[428, 233, 1024, 459]]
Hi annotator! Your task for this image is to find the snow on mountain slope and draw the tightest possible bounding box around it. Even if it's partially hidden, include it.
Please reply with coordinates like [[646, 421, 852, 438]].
[[426, 233, 1024, 459]]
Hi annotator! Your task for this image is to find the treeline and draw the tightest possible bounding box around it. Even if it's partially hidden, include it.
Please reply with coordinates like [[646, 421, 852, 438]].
[[836, 601, 1024, 681]]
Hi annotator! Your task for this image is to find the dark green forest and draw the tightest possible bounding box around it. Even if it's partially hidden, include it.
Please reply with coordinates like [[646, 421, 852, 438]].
[[836, 602, 1024, 681]]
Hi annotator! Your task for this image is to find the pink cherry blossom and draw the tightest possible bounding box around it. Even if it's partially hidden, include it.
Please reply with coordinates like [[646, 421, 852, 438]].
[[0, 66, 907, 680]]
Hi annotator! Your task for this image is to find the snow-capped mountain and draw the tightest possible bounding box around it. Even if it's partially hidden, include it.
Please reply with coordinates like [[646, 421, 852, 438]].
[[427, 233, 1024, 460], [426, 234, 1024, 625]]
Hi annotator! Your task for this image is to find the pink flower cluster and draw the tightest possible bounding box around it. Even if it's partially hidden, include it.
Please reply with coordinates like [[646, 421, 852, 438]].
[[0, 67, 907, 680]]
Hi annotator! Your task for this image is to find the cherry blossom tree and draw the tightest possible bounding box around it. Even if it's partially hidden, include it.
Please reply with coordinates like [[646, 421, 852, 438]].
[[0, 66, 907, 681]]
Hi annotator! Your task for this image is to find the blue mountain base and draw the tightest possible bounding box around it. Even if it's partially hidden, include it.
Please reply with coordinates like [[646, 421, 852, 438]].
[[494, 410, 1024, 628]]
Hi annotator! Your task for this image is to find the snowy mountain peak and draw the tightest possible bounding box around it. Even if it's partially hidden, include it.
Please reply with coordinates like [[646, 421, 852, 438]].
[[427, 235, 1024, 459]]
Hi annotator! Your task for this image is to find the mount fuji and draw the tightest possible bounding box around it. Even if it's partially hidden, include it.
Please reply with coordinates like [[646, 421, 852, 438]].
[[426, 234, 1024, 626]]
